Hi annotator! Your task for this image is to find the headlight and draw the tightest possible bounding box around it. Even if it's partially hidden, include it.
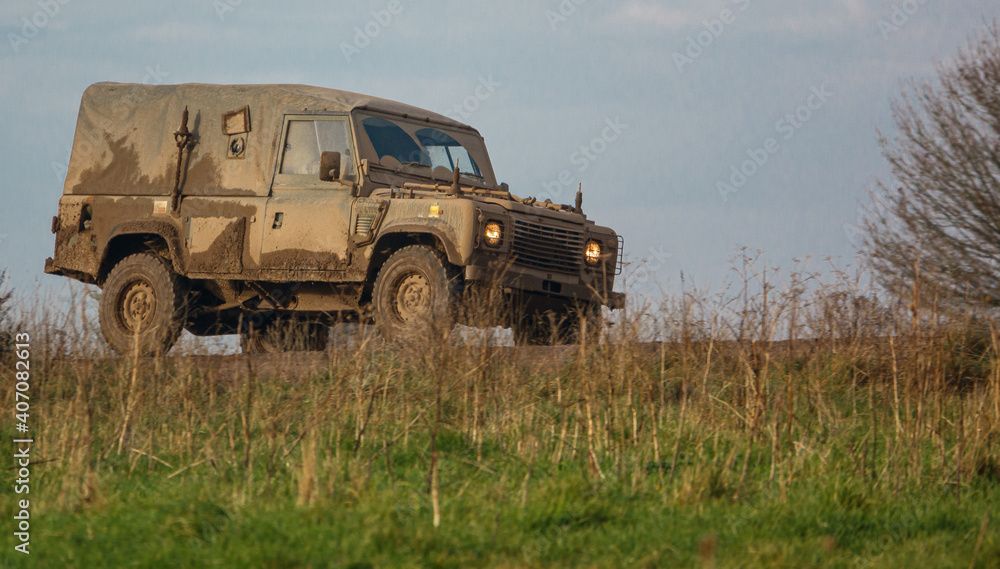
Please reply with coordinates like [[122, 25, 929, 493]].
[[484, 221, 503, 247], [585, 240, 602, 265]]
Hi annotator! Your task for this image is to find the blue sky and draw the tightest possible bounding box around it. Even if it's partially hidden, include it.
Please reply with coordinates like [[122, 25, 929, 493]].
[[1, 0, 998, 300]]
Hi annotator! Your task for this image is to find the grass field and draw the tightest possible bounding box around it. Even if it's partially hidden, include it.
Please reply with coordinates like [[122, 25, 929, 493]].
[[2, 265, 999, 568]]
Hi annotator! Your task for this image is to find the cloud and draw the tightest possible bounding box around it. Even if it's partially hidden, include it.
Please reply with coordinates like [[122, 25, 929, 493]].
[[771, 2, 874, 35], [841, 0, 871, 20], [608, 0, 876, 35], [606, 1, 709, 31]]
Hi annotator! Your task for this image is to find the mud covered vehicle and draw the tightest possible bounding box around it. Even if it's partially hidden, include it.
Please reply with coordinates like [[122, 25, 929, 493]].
[[45, 83, 625, 354]]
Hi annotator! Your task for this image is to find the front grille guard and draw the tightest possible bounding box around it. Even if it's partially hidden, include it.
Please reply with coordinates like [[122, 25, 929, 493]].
[[615, 235, 624, 276]]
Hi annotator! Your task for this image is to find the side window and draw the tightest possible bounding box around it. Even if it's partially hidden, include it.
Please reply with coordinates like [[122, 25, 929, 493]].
[[279, 119, 356, 182]]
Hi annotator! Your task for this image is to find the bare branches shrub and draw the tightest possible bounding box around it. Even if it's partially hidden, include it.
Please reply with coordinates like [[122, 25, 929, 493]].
[[863, 23, 1000, 307], [0, 270, 12, 359]]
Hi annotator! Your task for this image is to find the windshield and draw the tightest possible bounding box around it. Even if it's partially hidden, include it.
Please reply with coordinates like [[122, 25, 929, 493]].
[[415, 128, 482, 178], [361, 117, 426, 165], [359, 115, 487, 182]]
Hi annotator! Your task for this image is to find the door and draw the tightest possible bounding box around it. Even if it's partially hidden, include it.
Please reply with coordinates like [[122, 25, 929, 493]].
[[260, 115, 358, 272]]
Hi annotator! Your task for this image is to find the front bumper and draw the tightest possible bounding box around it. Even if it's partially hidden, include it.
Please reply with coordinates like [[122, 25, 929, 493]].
[[464, 263, 626, 309], [608, 291, 626, 310]]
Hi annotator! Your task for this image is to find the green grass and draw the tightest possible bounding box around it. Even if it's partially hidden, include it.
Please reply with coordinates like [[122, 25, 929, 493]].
[[2, 434, 996, 569]]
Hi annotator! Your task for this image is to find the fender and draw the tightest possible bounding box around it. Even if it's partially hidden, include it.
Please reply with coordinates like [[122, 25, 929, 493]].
[[373, 221, 466, 266], [102, 219, 186, 275]]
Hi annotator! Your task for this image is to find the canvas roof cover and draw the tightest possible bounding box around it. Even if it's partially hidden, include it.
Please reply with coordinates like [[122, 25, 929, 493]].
[[63, 82, 473, 197]]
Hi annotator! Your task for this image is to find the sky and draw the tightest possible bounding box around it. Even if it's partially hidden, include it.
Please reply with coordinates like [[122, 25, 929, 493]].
[[1, 0, 998, 302]]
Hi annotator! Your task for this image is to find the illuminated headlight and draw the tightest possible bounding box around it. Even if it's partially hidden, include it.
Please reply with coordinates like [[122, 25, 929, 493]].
[[484, 221, 504, 247], [585, 240, 602, 265]]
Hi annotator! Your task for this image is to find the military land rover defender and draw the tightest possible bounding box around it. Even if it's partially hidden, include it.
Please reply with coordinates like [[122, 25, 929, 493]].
[[45, 83, 624, 354]]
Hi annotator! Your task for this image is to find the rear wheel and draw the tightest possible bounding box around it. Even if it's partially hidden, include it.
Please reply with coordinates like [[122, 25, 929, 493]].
[[372, 245, 458, 343], [99, 252, 188, 356]]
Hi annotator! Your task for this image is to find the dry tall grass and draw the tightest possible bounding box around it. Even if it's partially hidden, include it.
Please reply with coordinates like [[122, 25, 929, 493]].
[[3, 255, 999, 524]]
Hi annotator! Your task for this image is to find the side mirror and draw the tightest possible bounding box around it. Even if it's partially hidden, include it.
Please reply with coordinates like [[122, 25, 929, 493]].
[[320, 151, 341, 182]]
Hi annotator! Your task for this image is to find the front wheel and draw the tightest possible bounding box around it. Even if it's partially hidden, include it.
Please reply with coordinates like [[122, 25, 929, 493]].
[[99, 252, 188, 356], [372, 245, 458, 343]]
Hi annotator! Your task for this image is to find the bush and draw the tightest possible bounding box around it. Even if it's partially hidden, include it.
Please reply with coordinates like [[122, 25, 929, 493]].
[[0, 270, 13, 359]]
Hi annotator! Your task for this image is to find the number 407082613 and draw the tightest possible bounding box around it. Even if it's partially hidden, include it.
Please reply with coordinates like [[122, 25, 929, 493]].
[[14, 333, 30, 427]]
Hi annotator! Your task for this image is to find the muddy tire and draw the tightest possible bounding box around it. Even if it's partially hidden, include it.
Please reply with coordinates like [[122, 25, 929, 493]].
[[372, 245, 458, 343], [240, 317, 328, 354], [99, 253, 188, 357]]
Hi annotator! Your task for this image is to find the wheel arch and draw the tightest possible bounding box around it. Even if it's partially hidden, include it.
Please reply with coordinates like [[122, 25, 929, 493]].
[[99, 221, 184, 283]]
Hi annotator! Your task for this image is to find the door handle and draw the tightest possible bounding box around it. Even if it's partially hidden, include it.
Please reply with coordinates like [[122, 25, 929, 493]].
[[272, 212, 284, 229]]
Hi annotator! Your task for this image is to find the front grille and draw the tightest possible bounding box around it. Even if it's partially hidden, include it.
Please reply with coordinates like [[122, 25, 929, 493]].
[[511, 218, 585, 274]]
